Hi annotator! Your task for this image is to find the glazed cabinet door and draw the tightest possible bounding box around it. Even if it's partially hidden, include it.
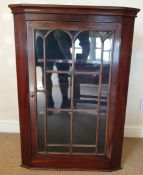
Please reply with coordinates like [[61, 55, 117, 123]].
[[27, 21, 121, 169]]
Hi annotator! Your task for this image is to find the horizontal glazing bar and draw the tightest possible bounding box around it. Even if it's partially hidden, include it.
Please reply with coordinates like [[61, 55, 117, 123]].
[[76, 100, 98, 104], [73, 144, 96, 148], [46, 152, 70, 155], [74, 71, 100, 75], [47, 108, 70, 112], [46, 152, 100, 155], [37, 58, 101, 64], [45, 70, 100, 75], [47, 108, 97, 113], [34, 90, 107, 95], [37, 58, 72, 64], [38, 109, 104, 115], [47, 144, 70, 147], [37, 89, 45, 93], [46, 144, 96, 147], [45, 70, 71, 74], [80, 95, 107, 99], [72, 153, 103, 155]]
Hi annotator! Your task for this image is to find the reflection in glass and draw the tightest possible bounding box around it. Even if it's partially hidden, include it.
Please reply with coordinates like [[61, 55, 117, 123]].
[[35, 30, 72, 71], [35, 29, 113, 154], [45, 30, 72, 71], [99, 64, 110, 113], [97, 113, 106, 153], [100, 36, 112, 113], [47, 112, 70, 144], [100, 85, 108, 113], [74, 74, 99, 109], [72, 147, 95, 154], [37, 92, 45, 151], [103, 36, 112, 62], [74, 31, 112, 72], [47, 146, 70, 153], [75, 31, 102, 72], [73, 112, 96, 145], [37, 30, 49, 37], [35, 34, 44, 68], [75, 31, 91, 72], [46, 73, 71, 109], [96, 35, 112, 153], [99, 32, 112, 40], [36, 67, 44, 91]]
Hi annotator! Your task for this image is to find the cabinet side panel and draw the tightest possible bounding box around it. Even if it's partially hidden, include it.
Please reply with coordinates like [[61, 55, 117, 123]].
[[13, 14, 32, 166], [111, 17, 136, 168]]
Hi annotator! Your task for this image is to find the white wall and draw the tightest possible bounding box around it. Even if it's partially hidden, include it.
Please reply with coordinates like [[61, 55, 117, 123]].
[[0, 0, 143, 137]]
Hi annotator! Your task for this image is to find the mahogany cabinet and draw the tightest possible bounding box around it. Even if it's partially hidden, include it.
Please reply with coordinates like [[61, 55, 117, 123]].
[[9, 4, 139, 170]]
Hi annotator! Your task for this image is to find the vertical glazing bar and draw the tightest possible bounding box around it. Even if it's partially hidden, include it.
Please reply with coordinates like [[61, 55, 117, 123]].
[[71, 41, 75, 109], [43, 38, 47, 152], [95, 40, 104, 154], [69, 40, 75, 154], [70, 111, 73, 154], [105, 35, 114, 154]]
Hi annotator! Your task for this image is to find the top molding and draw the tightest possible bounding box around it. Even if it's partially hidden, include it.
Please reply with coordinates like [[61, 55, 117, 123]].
[[8, 4, 140, 17]]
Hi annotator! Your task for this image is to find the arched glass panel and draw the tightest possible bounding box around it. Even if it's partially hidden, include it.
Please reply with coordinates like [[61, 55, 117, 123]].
[[45, 30, 72, 71]]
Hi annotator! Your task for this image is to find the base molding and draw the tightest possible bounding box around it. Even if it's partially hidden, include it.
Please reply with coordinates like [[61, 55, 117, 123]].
[[0, 120, 20, 133], [0, 120, 143, 138], [124, 126, 143, 138]]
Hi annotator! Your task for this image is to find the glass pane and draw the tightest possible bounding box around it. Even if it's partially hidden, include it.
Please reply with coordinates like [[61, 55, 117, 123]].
[[46, 30, 72, 71], [47, 112, 70, 144], [74, 31, 102, 72], [103, 36, 112, 63], [70, 30, 78, 37], [47, 146, 70, 153], [95, 49, 102, 60], [35, 30, 72, 72], [97, 35, 112, 153], [37, 92, 45, 151], [100, 64, 110, 113], [97, 113, 106, 154], [72, 147, 95, 153], [35, 32, 45, 68], [73, 112, 96, 145], [36, 67, 44, 91], [99, 31, 112, 40], [74, 74, 99, 109], [37, 29, 49, 37], [100, 84, 108, 113], [46, 73, 71, 109], [100, 35, 112, 113], [96, 37, 102, 48]]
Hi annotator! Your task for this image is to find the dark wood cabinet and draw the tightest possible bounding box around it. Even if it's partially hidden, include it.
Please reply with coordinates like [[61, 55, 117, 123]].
[[9, 4, 139, 170]]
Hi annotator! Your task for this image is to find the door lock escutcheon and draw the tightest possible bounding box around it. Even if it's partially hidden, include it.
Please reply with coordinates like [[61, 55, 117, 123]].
[[30, 91, 35, 98]]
